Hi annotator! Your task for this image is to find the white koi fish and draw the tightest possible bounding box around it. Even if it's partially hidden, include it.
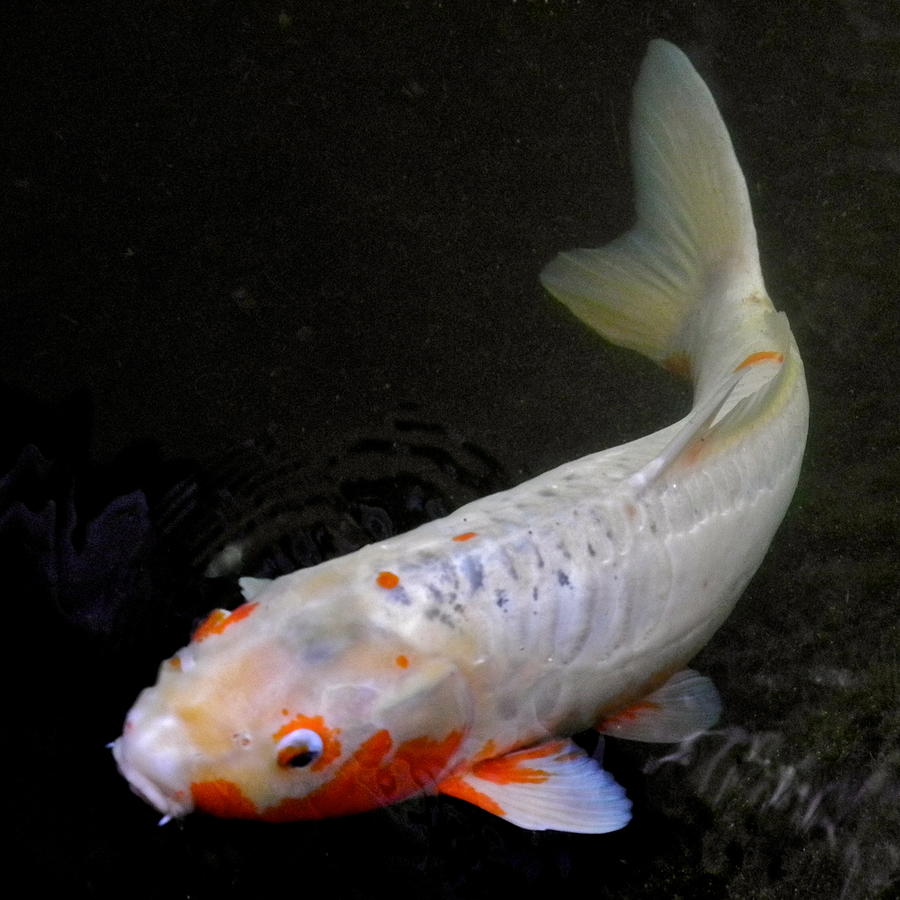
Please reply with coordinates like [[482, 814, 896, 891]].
[[113, 40, 807, 833]]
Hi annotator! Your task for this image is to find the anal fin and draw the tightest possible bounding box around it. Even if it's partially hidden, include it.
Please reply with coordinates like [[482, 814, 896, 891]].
[[597, 669, 721, 743]]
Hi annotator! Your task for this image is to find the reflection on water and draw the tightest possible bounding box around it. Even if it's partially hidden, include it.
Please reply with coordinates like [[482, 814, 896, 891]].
[[153, 414, 511, 582], [647, 726, 899, 899]]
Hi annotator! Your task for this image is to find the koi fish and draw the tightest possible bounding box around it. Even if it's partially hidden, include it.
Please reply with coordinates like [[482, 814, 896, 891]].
[[113, 40, 808, 833]]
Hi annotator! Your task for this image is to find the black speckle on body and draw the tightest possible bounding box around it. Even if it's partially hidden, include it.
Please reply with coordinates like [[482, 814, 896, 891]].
[[463, 555, 484, 593], [389, 587, 412, 606], [425, 606, 456, 629]]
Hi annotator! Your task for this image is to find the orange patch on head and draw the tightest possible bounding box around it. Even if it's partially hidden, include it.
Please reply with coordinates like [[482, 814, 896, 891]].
[[260, 729, 463, 822], [192, 602, 259, 643], [272, 714, 341, 772], [376, 571, 400, 589], [452, 531, 478, 542], [735, 350, 784, 371], [191, 779, 258, 818]]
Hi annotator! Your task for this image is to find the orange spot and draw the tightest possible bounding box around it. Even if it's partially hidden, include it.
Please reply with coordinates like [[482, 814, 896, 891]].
[[272, 714, 342, 772], [376, 571, 400, 589], [452, 531, 478, 542], [438, 775, 505, 816], [395, 655, 409, 669], [663, 352, 692, 379], [192, 602, 259, 642], [260, 729, 463, 822], [735, 350, 784, 371], [192, 608, 227, 642], [680, 439, 708, 468], [191, 779, 258, 818], [166, 656, 182, 671]]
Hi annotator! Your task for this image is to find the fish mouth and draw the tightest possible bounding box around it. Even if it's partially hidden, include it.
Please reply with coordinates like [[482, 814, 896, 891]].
[[111, 733, 194, 820]]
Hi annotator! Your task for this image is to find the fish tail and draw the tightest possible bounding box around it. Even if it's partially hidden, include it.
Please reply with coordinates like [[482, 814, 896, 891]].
[[541, 40, 775, 401]]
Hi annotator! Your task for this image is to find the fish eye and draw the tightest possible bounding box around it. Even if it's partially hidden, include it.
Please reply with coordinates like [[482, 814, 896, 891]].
[[276, 728, 324, 769]]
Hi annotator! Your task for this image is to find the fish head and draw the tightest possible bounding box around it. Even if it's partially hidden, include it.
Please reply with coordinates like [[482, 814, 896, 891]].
[[112, 592, 472, 822]]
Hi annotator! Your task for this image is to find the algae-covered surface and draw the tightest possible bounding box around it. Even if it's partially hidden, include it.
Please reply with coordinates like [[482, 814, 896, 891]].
[[5, 2, 897, 898]]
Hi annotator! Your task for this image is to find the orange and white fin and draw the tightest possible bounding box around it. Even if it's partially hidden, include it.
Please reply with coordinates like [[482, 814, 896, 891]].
[[437, 739, 631, 833], [597, 669, 721, 743]]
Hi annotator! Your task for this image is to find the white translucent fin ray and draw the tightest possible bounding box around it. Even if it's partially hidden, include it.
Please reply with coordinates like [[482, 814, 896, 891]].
[[598, 669, 722, 743], [439, 739, 632, 834]]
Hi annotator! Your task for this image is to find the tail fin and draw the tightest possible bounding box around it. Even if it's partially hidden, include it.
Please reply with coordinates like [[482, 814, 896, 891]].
[[540, 40, 768, 384]]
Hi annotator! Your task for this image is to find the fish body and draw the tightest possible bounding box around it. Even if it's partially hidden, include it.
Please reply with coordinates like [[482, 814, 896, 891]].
[[113, 40, 808, 833]]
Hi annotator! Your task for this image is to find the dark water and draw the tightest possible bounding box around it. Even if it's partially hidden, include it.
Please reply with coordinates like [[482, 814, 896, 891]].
[[4, 3, 898, 898]]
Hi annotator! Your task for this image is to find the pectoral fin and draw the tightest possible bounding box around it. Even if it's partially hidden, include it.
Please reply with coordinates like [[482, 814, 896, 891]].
[[597, 669, 721, 743], [437, 739, 631, 833]]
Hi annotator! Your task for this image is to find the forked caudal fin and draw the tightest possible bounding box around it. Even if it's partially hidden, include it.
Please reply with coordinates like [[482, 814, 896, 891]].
[[540, 40, 775, 398]]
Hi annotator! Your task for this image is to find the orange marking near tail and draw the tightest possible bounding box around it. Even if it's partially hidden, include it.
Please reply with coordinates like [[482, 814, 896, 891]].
[[452, 531, 478, 542], [735, 350, 784, 371], [376, 571, 400, 589], [192, 602, 259, 642], [663, 352, 692, 379]]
